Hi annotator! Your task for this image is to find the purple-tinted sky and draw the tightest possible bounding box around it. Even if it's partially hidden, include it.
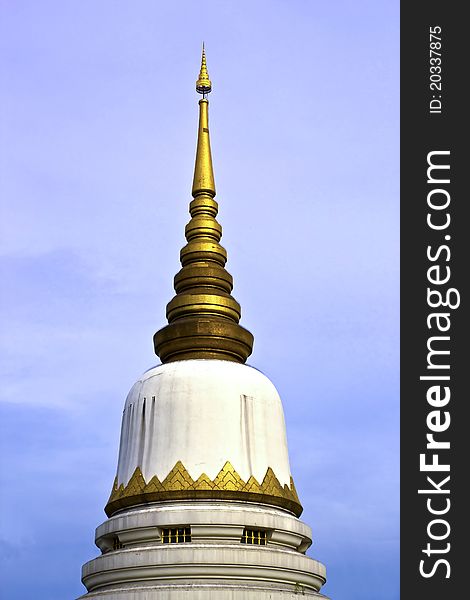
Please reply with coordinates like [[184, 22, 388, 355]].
[[0, 1, 399, 599]]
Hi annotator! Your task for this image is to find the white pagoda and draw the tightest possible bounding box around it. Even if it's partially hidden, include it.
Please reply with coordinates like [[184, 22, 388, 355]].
[[79, 48, 329, 600]]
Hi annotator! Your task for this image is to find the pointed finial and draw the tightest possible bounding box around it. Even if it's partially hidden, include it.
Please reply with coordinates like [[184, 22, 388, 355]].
[[196, 43, 212, 95]]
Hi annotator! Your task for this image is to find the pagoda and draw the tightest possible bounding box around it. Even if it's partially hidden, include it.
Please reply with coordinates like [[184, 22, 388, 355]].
[[79, 47, 329, 600]]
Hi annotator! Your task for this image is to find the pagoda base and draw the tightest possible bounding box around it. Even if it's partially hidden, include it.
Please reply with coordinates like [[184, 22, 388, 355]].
[[79, 583, 329, 599], [78, 500, 329, 600]]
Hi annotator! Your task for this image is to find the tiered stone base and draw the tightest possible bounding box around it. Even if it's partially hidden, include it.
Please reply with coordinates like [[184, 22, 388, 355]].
[[78, 501, 329, 600]]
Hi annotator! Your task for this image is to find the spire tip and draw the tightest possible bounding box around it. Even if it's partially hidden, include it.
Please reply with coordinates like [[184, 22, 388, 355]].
[[196, 43, 212, 96]]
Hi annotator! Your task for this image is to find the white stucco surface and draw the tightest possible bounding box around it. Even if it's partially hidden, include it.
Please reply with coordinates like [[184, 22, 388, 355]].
[[115, 360, 293, 487], [80, 502, 328, 599]]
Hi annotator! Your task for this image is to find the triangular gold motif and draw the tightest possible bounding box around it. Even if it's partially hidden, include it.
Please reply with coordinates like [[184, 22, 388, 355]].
[[106, 460, 302, 517]]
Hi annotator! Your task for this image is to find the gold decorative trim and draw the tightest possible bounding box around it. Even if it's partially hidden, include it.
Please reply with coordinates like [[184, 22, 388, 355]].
[[105, 460, 302, 517]]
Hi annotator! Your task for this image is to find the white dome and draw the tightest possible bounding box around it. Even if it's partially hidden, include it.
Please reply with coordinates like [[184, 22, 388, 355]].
[[115, 359, 293, 489]]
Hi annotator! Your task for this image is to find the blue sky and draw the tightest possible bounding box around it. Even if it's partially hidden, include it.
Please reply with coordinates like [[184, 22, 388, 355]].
[[0, 1, 399, 599]]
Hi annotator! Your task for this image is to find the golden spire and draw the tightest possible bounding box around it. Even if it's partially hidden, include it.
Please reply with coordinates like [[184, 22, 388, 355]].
[[153, 47, 254, 364]]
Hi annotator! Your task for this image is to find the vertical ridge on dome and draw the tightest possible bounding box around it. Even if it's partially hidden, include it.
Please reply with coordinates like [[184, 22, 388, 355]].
[[154, 46, 254, 364]]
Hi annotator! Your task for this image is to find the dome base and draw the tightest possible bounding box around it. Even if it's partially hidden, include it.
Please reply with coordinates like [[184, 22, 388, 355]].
[[79, 501, 328, 600], [78, 583, 330, 599]]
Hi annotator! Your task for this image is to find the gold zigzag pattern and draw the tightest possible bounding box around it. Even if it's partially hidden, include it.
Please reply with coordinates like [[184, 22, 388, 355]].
[[106, 460, 302, 517]]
